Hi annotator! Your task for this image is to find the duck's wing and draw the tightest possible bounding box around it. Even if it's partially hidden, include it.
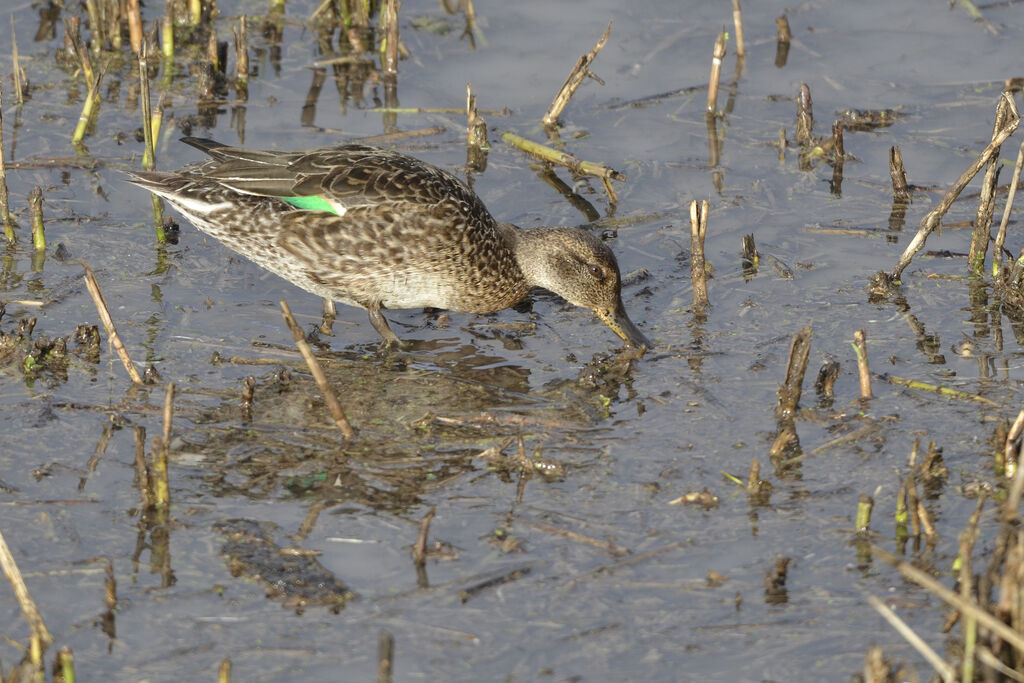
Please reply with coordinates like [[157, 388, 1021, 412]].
[[180, 137, 492, 221]]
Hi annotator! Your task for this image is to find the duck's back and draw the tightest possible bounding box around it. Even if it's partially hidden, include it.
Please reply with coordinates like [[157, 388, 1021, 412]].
[[134, 141, 532, 313]]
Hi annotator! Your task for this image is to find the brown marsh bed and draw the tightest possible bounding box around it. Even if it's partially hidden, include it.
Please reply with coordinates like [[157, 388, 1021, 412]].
[[3, 0, 1024, 680]]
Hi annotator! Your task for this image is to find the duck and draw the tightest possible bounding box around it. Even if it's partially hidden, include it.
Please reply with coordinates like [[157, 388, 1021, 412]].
[[127, 137, 649, 350]]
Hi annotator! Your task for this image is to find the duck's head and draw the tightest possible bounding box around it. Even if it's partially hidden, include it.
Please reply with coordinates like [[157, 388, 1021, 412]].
[[514, 227, 650, 350]]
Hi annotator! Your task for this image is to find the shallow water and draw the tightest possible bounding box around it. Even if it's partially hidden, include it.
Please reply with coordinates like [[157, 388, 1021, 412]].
[[2, 0, 1023, 679]]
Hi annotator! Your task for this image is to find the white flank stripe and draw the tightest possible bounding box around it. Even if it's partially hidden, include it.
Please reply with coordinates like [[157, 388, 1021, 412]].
[[170, 197, 234, 214]]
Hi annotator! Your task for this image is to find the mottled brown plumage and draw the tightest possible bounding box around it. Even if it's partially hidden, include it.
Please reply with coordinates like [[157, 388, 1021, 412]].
[[127, 137, 649, 349]]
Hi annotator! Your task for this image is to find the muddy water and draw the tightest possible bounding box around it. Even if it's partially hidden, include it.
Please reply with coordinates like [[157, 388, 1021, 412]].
[[1, 0, 1023, 679]]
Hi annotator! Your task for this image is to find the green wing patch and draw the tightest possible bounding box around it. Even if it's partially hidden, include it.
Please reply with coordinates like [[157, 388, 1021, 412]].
[[281, 195, 342, 215]]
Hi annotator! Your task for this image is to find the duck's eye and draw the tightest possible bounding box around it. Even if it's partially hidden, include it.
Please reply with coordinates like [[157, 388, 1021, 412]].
[[589, 265, 605, 280]]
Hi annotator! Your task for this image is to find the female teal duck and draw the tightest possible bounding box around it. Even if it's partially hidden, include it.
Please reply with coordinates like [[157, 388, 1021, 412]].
[[128, 138, 649, 349]]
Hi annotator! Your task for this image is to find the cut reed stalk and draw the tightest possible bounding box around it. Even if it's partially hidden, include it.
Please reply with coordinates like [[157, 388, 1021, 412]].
[[889, 146, 910, 201], [852, 329, 871, 399], [71, 73, 102, 145], [81, 262, 145, 384], [381, 0, 399, 76], [500, 131, 623, 203], [280, 299, 355, 439], [890, 92, 1019, 282], [855, 493, 873, 532], [689, 199, 709, 311], [11, 16, 23, 105], [0, 528, 54, 647], [777, 325, 812, 417], [706, 31, 727, 114], [993, 137, 1024, 278], [0, 80, 13, 242], [161, 6, 174, 61], [126, 0, 143, 54], [865, 594, 955, 683], [234, 15, 249, 99], [542, 21, 611, 127], [28, 187, 44, 251], [377, 629, 395, 683], [732, 0, 744, 57], [969, 95, 1013, 275], [412, 505, 435, 569], [795, 82, 813, 148], [872, 544, 1024, 656], [774, 15, 790, 68]]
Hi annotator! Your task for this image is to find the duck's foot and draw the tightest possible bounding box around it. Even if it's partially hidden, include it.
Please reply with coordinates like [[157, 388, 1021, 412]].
[[367, 306, 409, 348], [319, 298, 336, 336]]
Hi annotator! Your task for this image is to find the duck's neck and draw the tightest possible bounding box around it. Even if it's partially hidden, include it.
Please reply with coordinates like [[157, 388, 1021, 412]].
[[500, 224, 574, 291]]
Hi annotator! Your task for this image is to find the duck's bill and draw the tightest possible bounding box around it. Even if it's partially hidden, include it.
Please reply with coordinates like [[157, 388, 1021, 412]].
[[595, 301, 651, 351]]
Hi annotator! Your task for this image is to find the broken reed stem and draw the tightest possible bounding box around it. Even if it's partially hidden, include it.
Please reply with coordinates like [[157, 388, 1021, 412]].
[[865, 594, 955, 683], [830, 120, 844, 193], [689, 200, 709, 310], [66, 17, 94, 86], [57, 648, 75, 682], [500, 131, 624, 203], [776, 15, 791, 42], [776, 325, 812, 417], [969, 95, 1013, 275], [542, 20, 611, 127], [466, 83, 488, 172], [152, 382, 174, 508], [774, 15, 791, 68], [895, 479, 908, 530], [377, 629, 395, 683], [1004, 434, 1024, 517], [1004, 407, 1024, 480], [11, 16, 23, 105], [466, 83, 488, 150], [958, 496, 985, 683], [161, 5, 174, 61], [85, 0, 103, 52], [856, 493, 873, 532], [279, 299, 355, 440], [706, 31, 727, 114], [126, 0, 143, 55], [891, 92, 1020, 282], [234, 15, 249, 98], [747, 457, 761, 489], [28, 187, 44, 251], [889, 146, 910, 201], [993, 136, 1024, 277], [0, 529, 54, 648], [381, 0, 399, 76], [831, 120, 844, 163], [138, 45, 155, 171], [412, 505, 435, 569], [795, 82, 813, 148], [138, 43, 166, 243], [852, 329, 871, 399], [0, 78, 11, 242], [134, 425, 151, 510], [162, 381, 174, 447], [81, 263, 145, 384], [872, 544, 1024, 656], [732, 0, 744, 57], [219, 657, 232, 683], [71, 73, 102, 145]]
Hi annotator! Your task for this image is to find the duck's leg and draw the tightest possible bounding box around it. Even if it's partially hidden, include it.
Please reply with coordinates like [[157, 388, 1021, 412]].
[[319, 298, 336, 336], [366, 304, 405, 347]]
